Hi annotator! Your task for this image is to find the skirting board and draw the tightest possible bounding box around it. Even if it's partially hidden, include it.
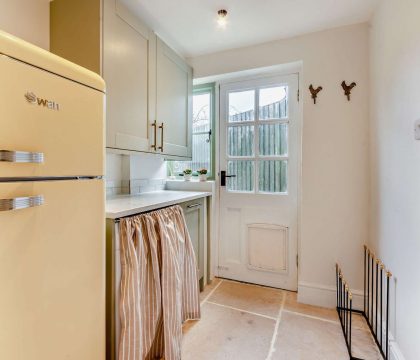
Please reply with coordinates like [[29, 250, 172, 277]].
[[297, 281, 364, 310], [389, 340, 406, 360], [388, 329, 406, 360]]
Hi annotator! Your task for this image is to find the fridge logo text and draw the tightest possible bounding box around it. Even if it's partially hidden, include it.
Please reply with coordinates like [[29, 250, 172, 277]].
[[25, 92, 60, 111]]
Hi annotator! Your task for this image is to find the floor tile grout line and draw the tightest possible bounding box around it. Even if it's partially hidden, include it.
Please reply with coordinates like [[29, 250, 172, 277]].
[[282, 309, 340, 325], [206, 301, 278, 321], [282, 309, 371, 331], [201, 279, 368, 329], [200, 279, 224, 306], [266, 293, 286, 360], [283, 309, 365, 330]]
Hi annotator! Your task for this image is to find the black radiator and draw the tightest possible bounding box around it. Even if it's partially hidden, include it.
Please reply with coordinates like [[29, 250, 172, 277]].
[[336, 245, 392, 360]]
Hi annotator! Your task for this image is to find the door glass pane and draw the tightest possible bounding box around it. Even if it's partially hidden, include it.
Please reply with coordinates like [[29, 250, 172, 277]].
[[228, 126, 254, 157], [229, 90, 255, 122], [259, 124, 288, 156], [258, 160, 287, 193], [259, 86, 288, 120], [227, 160, 254, 192]]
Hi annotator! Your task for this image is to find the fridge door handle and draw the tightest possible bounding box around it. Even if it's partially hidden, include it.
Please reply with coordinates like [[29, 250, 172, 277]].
[[0, 195, 44, 212], [0, 150, 44, 163]]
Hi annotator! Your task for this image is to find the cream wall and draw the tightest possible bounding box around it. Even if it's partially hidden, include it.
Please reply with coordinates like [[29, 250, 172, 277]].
[[370, 1, 420, 359], [0, 0, 50, 50], [189, 23, 370, 307]]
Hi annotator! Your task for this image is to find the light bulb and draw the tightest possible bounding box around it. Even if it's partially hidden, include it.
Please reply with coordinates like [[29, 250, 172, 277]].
[[217, 9, 228, 29]]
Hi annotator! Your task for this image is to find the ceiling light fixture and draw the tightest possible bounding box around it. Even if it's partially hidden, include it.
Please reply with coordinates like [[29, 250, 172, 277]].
[[217, 9, 228, 29]]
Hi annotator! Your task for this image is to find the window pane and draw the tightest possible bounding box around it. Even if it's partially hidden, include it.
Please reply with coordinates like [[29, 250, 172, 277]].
[[192, 133, 211, 170], [229, 90, 255, 122], [258, 160, 287, 193], [168, 88, 213, 177], [228, 125, 254, 157], [193, 93, 211, 133], [259, 124, 288, 156], [227, 160, 254, 192], [259, 86, 288, 120]]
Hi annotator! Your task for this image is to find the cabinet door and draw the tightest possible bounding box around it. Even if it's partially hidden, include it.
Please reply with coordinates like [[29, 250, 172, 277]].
[[103, 0, 155, 153], [182, 199, 205, 282], [155, 37, 192, 158]]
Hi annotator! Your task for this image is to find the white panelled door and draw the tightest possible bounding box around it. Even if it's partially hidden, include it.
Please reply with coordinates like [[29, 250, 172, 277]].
[[218, 74, 299, 290]]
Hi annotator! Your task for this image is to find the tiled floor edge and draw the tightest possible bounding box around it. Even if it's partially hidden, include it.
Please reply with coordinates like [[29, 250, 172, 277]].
[[266, 293, 286, 360], [206, 301, 278, 321], [200, 279, 224, 305]]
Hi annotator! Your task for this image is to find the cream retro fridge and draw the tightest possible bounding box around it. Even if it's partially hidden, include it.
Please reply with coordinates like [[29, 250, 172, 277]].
[[0, 31, 105, 359]]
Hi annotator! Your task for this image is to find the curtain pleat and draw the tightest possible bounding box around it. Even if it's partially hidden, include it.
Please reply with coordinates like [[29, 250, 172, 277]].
[[118, 205, 201, 360]]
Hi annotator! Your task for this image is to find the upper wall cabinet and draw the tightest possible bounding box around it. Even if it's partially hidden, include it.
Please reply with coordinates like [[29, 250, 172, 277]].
[[103, 0, 154, 153], [154, 37, 193, 158], [50, 0, 192, 159]]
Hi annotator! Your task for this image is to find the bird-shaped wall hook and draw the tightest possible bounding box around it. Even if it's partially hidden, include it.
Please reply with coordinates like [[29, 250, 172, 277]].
[[341, 81, 357, 101], [309, 85, 323, 104]]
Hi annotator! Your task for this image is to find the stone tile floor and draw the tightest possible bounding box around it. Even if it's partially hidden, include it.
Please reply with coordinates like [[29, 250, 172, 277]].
[[182, 278, 381, 360]]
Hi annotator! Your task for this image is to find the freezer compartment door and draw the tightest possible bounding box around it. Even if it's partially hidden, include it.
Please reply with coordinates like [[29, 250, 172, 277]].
[[0, 180, 105, 360], [0, 54, 104, 178]]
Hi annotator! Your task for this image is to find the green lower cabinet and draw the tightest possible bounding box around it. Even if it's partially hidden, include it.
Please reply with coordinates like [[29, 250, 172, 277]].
[[181, 198, 205, 291]]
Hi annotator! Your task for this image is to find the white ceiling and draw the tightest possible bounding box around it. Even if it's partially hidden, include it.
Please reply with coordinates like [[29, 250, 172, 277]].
[[120, 0, 379, 58]]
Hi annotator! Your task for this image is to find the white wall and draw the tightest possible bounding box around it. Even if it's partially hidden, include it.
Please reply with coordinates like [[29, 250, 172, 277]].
[[106, 152, 167, 195], [0, 0, 50, 49], [370, 1, 420, 359], [189, 23, 370, 306]]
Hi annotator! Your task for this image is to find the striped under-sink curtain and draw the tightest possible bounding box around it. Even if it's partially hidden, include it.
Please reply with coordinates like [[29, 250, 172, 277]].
[[118, 205, 201, 360]]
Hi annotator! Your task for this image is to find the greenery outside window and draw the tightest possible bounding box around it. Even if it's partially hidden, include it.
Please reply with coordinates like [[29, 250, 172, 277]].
[[167, 83, 216, 179]]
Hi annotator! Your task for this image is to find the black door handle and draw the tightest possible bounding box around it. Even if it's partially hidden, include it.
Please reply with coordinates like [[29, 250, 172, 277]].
[[221, 170, 236, 186]]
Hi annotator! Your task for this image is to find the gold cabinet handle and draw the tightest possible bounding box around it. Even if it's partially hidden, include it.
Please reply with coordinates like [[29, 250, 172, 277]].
[[158, 122, 164, 152], [151, 120, 157, 151]]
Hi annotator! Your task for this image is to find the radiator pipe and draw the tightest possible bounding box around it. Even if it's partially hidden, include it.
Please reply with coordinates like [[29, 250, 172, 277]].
[[375, 259, 379, 336], [349, 292, 353, 352], [380, 263, 384, 349], [345, 284, 348, 339], [371, 253, 374, 323], [367, 249, 371, 322], [339, 274, 343, 320], [364, 245, 367, 314], [336, 264, 339, 309], [386, 271, 392, 360], [346, 287, 350, 344]]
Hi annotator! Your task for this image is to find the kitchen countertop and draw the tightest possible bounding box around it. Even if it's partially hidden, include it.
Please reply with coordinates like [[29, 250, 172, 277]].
[[105, 190, 212, 219]]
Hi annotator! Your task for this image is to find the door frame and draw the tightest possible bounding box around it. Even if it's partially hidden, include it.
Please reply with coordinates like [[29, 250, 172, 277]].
[[214, 67, 303, 289]]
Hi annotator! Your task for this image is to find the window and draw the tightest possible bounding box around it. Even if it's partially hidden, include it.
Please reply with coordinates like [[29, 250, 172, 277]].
[[167, 83, 215, 179], [226, 85, 289, 193]]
